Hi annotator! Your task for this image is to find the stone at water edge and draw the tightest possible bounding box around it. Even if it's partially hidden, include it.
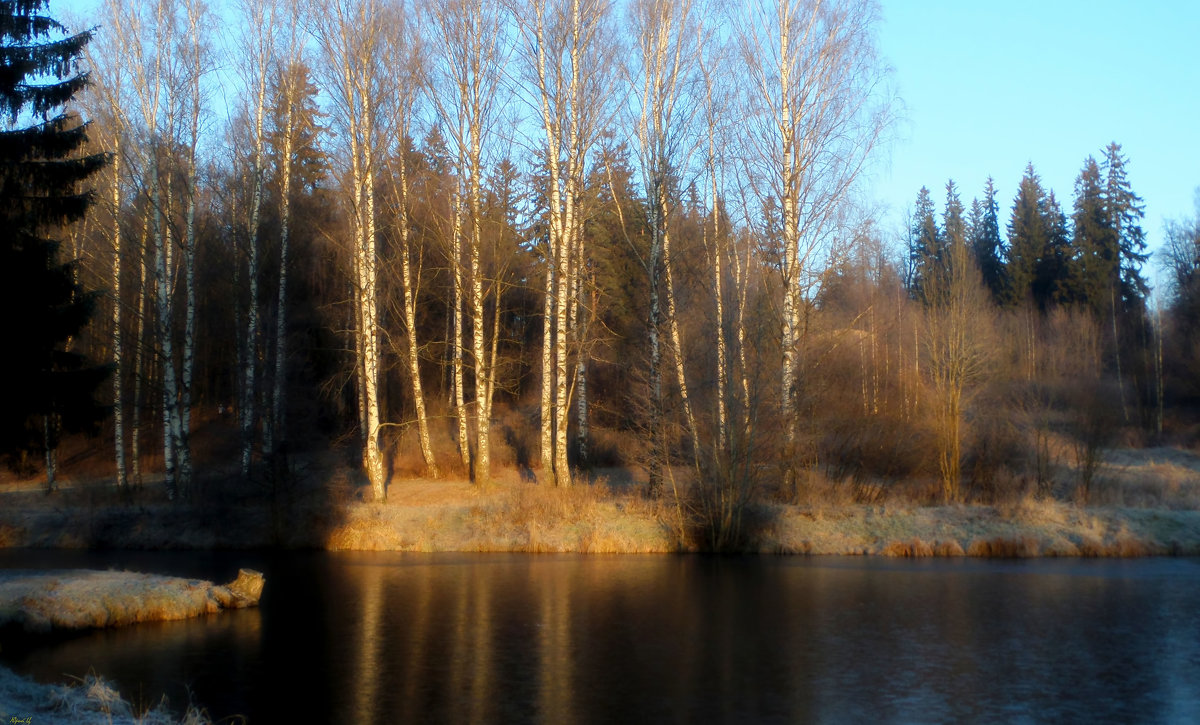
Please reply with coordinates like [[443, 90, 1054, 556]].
[[225, 568, 265, 606]]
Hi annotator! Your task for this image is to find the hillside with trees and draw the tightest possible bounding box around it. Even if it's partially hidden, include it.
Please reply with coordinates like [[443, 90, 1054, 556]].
[[3, 0, 1199, 552]]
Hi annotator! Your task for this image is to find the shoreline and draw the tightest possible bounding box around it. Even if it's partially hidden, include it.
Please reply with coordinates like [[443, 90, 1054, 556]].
[[1, 474, 1198, 557]]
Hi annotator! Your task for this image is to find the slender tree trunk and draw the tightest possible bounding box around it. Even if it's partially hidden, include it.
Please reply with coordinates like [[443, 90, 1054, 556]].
[[711, 201, 728, 454], [131, 211, 150, 487], [469, 165, 491, 486], [241, 99, 267, 478], [451, 191, 470, 472], [553, 198, 574, 486], [44, 416, 56, 491], [152, 154, 178, 499], [396, 141, 438, 477], [110, 145, 128, 490], [574, 267, 589, 468], [1110, 284, 1129, 422], [179, 166, 197, 496], [663, 223, 699, 468], [540, 258, 555, 476], [360, 98, 385, 501], [647, 219, 663, 495], [270, 95, 295, 461]]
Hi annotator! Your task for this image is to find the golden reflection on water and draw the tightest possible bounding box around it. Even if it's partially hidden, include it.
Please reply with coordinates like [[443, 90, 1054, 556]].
[[537, 559, 574, 725], [354, 557, 383, 723], [6, 554, 1200, 723]]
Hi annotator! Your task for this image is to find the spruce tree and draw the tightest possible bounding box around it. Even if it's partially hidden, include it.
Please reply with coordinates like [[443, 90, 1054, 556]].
[[1005, 164, 1069, 309], [0, 0, 107, 481], [1069, 155, 1112, 310], [972, 177, 1006, 303], [933, 179, 966, 297], [907, 185, 939, 299], [1005, 164, 1048, 307], [1102, 142, 1149, 311]]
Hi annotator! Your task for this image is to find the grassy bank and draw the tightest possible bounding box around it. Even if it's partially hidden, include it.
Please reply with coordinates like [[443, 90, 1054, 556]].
[[1, 447, 1198, 556], [0, 665, 212, 724], [0, 569, 261, 634]]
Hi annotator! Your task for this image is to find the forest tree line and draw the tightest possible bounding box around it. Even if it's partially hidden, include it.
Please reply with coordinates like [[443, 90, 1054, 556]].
[[9, 0, 1200, 512]]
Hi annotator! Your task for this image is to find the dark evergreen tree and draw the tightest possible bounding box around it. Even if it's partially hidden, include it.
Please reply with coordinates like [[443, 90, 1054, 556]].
[[1068, 155, 1112, 309], [1102, 142, 1149, 312], [1005, 164, 1069, 309], [1040, 189, 1072, 304], [907, 185, 939, 299], [932, 179, 966, 297], [0, 0, 108, 478], [1005, 164, 1047, 307], [970, 177, 1006, 303]]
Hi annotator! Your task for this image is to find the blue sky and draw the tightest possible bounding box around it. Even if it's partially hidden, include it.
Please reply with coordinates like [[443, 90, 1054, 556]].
[[872, 0, 1200, 270], [54, 0, 1198, 280]]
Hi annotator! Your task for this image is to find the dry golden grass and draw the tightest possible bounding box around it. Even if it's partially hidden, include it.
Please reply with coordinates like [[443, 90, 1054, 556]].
[[4, 442, 1200, 557], [881, 538, 935, 557], [967, 536, 1041, 558], [325, 474, 673, 554], [0, 570, 259, 634]]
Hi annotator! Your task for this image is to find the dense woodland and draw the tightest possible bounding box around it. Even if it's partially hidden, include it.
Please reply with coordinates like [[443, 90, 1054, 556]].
[[6, 0, 1200, 517]]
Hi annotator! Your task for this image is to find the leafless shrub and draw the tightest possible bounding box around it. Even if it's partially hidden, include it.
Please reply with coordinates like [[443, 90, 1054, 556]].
[[1067, 380, 1122, 503]]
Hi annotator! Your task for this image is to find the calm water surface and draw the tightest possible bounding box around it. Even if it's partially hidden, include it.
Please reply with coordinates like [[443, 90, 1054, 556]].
[[1, 551, 1198, 724]]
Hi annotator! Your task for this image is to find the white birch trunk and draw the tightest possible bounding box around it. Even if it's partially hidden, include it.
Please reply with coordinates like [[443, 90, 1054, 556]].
[[151, 154, 178, 499], [270, 88, 294, 460], [451, 190, 470, 472], [110, 143, 128, 489], [360, 93, 385, 501], [131, 211, 149, 487], [240, 77, 268, 477], [469, 182, 491, 485], [540, 257, 555, 475], [395, 146, 438, 477], [662, 222, 699, 461], [710, 197, 728, 454]]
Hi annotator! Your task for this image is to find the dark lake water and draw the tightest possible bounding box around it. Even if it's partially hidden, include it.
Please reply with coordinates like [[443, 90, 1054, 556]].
[[2, 550, 1199, 724]]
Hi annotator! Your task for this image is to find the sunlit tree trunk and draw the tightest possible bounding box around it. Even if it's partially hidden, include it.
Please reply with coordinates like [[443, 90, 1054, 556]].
[[425, 0, 507, 485], [131, 213, 149, 486], [629, 0, 703, 489], [733, 0, 891, 488], [177, 0, 210, 497], [394, 134, 440, 478], [313, 0, 395, 500], [451, 191, 470, 472], [513, 0, 616, 486], [151, 152, 179, 499], [235, 0, 276, 477], [109, 137, 128, 489], [269, 65, 297, 462], [540, 259, 555, 475]]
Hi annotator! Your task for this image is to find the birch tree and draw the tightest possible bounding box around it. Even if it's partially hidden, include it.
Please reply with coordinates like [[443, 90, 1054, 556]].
[[424, 0, 507, 485], [311, 0, 396, 500], [732, 0, 890, 487], [375, 19, 440, 478], [265, 41, 311, 466], [626, 0, 704, 493], [510, 0, 617, 486], [83, 24, 133, 490], [99, 0, 188, 498]]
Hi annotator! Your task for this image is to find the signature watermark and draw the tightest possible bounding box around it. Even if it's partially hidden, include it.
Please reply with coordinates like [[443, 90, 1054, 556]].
[[9, 717, 32, 724]]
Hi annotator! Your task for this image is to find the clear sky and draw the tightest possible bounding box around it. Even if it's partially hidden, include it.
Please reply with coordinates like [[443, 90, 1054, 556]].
[[53, 0, 1199, 279], [871, 0, 1200, 271]]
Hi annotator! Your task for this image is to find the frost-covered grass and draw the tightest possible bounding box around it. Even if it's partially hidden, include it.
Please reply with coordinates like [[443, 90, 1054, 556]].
[[1, 444, 1198, 556], [0, 664, 216, 725], [0, 570, 259, 633]]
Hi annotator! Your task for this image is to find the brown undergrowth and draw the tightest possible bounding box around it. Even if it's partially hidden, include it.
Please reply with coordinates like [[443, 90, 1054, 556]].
[[2, 451, 1199, 556]]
